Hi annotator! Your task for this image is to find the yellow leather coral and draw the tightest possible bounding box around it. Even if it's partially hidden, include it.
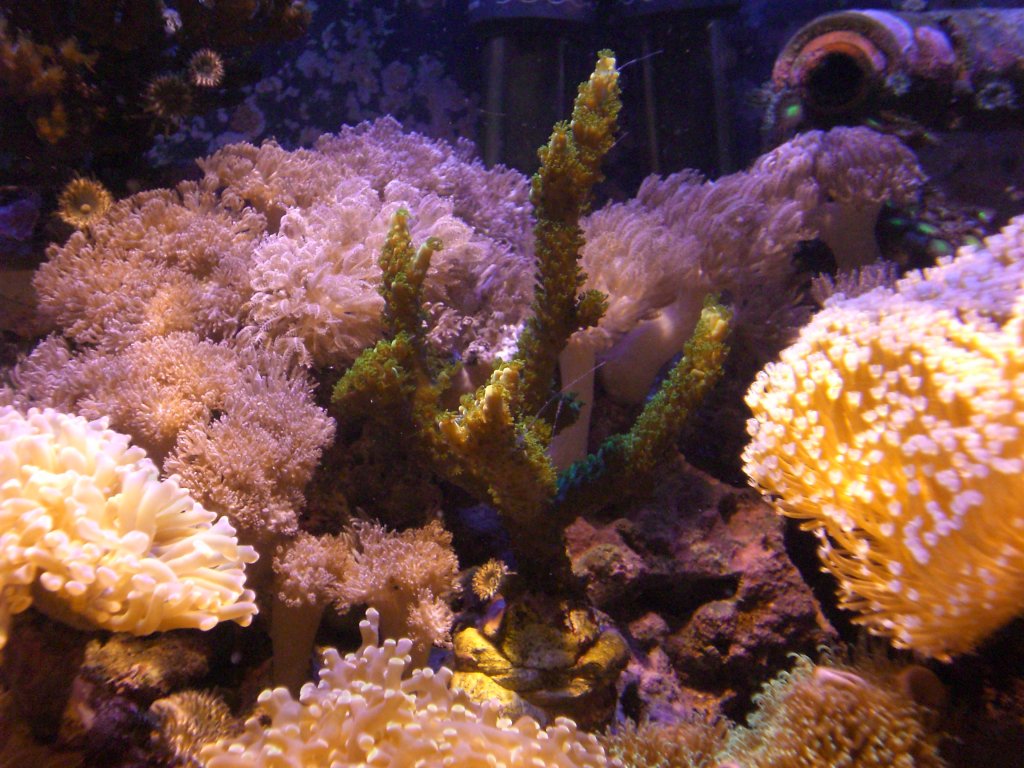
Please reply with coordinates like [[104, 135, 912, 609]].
[[0, 406, 258, 649], [743, 216, 1024, 659], [199, 608, 612, 767]]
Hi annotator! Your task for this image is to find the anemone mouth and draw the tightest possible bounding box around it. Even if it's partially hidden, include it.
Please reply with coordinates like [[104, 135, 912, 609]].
[[772, 13, 895, 119], [804, 50, 873, 112], [57, 178, 113, 228], [144, 74, 193, 123], [189, 48, 225, 89]]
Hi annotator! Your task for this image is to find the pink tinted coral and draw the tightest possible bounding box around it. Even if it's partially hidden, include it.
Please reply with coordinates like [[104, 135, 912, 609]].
[[272, 531, 353, 610], [164, 349, 335, 541], [578, 126, 923, 405], [5, 333, 334, 542], [335, 520, 460, 664], [240, 180, 387, 366], [198, 140, 340, 230], [38, 119, 532, 375], [197, 119, 534, 369], [34, 182, 264, 349], [314, 117, 534, 253]]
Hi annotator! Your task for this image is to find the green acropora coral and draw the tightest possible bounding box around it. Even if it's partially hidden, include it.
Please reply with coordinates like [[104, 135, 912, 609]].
[[512, 50, 620, 417], [331, 51, 730, 586]]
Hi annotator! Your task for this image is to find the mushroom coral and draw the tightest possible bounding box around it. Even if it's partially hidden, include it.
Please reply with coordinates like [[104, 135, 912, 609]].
[[0, 406, 258, 650], [743, 215, 1024, 659], [198, 609, 611, 768]]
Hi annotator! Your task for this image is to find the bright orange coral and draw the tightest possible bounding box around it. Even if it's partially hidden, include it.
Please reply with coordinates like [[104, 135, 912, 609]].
[[743, 216, 1024, 659]]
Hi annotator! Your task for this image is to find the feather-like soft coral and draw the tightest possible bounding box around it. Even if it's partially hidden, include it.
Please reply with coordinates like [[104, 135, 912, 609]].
[[334, 520, 460, 664]]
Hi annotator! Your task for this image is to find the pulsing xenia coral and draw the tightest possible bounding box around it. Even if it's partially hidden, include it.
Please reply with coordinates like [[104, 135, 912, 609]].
[[198, 608, 613, 768], [0, 406, 258, 649], [743, 215, 1024, 659]]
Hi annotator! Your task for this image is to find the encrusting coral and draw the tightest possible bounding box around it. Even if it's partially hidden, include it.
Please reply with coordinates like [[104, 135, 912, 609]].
[[0, 406, 258, 650], [198, 608, 614, 768], [743, 214, 1024, 659]]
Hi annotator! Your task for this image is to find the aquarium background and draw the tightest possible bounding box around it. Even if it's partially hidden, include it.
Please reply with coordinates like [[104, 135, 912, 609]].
[[1, 1, 1024, 766]]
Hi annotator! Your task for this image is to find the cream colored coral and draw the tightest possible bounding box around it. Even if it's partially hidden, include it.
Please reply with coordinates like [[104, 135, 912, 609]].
[[335, 520, 460, 665], [0, 406, 258, 649], [35, 182, 263, 349], [743, 216, 1024, 658], [199, 608, 613, 768]]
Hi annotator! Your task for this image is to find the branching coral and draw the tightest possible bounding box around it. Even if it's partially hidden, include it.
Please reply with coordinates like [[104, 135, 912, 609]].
[[547, 126, 922, 469], [512, 50, 620, 416], [743, 215, 1024, 659], [205, 123, 534, 370], [0, 406, 258, 650], [330, 52, 730, 589], [198, 608, 613, 768]]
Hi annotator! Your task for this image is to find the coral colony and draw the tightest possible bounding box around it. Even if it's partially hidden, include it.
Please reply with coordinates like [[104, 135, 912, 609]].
[[1, 7, 1024, 767]]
